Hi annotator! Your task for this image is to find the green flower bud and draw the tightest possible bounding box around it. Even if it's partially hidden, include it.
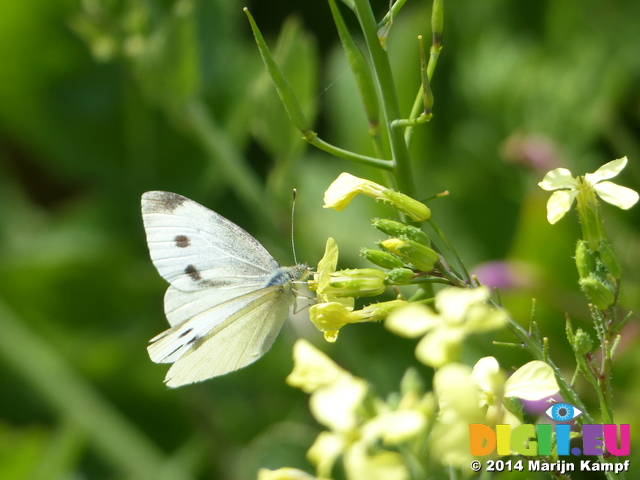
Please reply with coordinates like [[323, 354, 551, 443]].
[[579, 275, 615, 310], [381, 190, 431, 222], [575, 240, 595, 279], [597, 241, 622, 279], [323, 268, 387, 297], [381, 239, 438, 272], [385, 268, 415, 285], [573, 328, 593, 355], [360, 248, 404, 269], [372, 219, 431, 245], [400, 367, 426, 396]]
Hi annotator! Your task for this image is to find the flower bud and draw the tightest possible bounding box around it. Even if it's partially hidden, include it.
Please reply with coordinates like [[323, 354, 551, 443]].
[[385, 268, 415, 285], [575, 240, 595, 279], [381, 238, 438, 271], [382, 189, 431, 222], [360, 248, 404, 269], [322, 268, 387, 297], [323, 173, 431, 222], [573, 328, 593, 355], [372, 218, 431, 245], [597, 241, 621, 279], [351, 299, 407, 322], [579, 275, 615, 310]]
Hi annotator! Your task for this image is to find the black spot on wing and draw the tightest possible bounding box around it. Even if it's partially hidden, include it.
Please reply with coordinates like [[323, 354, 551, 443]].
[[201, 278, 235, 288], [142, 191, 187, 214], [158, 192, 187, 212], [185, 265, 202, 281], [175, 235, 190, 248], [178, 328, 193, 338]]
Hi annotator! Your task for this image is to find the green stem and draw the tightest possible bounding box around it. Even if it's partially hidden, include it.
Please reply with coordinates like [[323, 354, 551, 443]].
[[377, 0, 409, 29], [353, 0, 414, 196], [304, 133, 394, 170], [405, 0, 442, 147], [501, 306, 624, 480], [427, 218, 472, 284]]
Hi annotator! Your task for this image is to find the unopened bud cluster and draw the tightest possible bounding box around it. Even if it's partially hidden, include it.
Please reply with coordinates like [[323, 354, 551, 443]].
[[574, 239, 621, 310], [359, 219, 439, 285]]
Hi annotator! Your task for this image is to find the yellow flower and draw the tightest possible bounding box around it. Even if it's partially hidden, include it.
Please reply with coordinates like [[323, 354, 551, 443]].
[[324, 172, 430, 221], [289, 341, 429, 480], [309, 238, 403, 342], [431, 357, 559, 468], [286, 339, 348, 393], [386, 288, 506, 367], [257, 468, 320, 480], [343, 442, 409, 480], [311, 299, 407, 342]]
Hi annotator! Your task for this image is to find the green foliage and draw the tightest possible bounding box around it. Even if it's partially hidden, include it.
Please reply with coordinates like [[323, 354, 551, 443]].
[[1, 0, 639, 479]]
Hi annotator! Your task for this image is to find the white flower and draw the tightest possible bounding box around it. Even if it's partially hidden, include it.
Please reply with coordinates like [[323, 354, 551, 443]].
[[538, 156, 638, 224]]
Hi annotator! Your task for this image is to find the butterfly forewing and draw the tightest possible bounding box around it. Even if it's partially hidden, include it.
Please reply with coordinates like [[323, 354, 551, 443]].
[[142, 191, 279, 292]]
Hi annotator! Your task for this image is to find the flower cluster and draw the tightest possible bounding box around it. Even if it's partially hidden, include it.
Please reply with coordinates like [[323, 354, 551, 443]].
[[431, 357, 559, 468], [307, 238, 405, 342], [267, 340, 433, 480], [386, 287, 507, 367], [259, 345, 559, 479]]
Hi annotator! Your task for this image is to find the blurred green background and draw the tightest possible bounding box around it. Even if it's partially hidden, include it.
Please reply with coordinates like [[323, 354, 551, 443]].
[[1, 0, 639, 478]]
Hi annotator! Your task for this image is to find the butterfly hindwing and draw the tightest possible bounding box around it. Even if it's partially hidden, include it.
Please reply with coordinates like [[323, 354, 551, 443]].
[[151, 284, 296, 387]]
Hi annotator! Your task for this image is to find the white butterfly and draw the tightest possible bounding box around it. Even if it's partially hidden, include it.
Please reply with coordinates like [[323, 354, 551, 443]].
[[141, 191, 308, 387]]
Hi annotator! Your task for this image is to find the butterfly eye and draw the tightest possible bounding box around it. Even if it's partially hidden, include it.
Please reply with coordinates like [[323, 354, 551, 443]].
[[544, 403, 583, 422]]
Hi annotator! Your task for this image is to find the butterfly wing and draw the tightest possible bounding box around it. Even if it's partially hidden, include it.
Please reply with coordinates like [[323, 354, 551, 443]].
[[150, 284, 297, 387], [142, 191, 306, 386], [141, 191, 279, 292]]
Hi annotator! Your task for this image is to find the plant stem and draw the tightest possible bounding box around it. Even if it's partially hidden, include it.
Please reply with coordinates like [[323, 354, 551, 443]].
[[352, 0, 415, 197], [304, 134, 394, 170]]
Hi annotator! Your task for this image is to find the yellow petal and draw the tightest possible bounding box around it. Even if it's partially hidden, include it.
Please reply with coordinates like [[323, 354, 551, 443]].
[[546, 189, 578, 224], [385, 303, 439, 338], [503, 360, 559, 400], [310, 375, 368, 432], [323, 172, 386, 211], [286, 339, 347, 393], [344, 442, 409, 480], [585, 156, 627, 184], [258, 468, 318, 480], [594, 181, 639, 210], [538, 167, 576, 191]]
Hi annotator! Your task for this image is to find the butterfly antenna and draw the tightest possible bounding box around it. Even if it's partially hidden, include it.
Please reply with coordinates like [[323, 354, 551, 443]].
[[291, 189, 299, 265]]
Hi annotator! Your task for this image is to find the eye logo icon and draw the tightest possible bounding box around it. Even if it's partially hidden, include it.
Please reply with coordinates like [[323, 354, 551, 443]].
[[545, 403, 583, 422]]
